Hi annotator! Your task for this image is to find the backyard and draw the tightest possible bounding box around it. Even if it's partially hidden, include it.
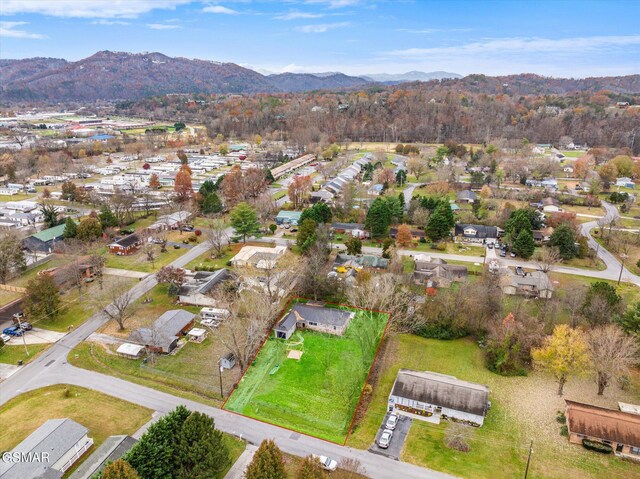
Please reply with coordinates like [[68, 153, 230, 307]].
[[348, 335, 640, 479], [224, 304, 390, 444]]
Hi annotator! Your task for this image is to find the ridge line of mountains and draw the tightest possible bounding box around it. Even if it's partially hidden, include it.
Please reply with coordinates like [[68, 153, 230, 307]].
[[1, 50, 639, 102]]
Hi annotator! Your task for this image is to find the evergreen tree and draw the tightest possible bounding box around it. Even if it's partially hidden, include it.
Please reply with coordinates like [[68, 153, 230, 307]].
[[344, 235, 362, 255], [398, 192, 405, 210], [177, 412, 230, 479], [199, 179, 217, 196], [504, 209, 533, 240], [512, 229, 535, 259], [618, 302, 640, 337], [296, 455, 327, 479], [265, 168, 275, 183], [425, 203, 453, 241], [229, 202, 261, 243], [102, 459, 140, 479], [40, 203, 61, 228], [99, 204, 118, 228], [395, 169, 407, 185], [300, 203, 332, 224], [202, 192, 223, 215], [365, 197, 392, 238], [385, 196, 403, 221], [296, 219, 318, 253], [549, 224, 577, 260], [63, 217, 77, 239], [25, 274, 61, 322], [245, 440, 286, 479], [124, 406, 191, 479]]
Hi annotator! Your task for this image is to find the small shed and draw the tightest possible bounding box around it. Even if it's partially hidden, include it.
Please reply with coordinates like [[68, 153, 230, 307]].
[[116, 343, 144, 359], [187, 328, 208, 343], [220, 352, 236, 370]]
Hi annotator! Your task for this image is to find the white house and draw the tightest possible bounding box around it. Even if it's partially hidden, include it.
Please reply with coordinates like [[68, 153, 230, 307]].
[[616, 177, 635, 189], [541, 197, 564, 213], [388, 369, 491, 427]]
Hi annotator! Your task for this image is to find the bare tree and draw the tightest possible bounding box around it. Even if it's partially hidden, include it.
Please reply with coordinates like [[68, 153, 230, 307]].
[[206, 219, 230, 257], [445, 422, 474, 452], [238, 252, 301, 305], [587, 324, 639, 395], [336, 458, 369, 479], [407, 157, 427, 181], [97, 283, 137, 330], [563, 287, 586, 328], [141, 241, 157, 269], [533, 246, 561, 273]]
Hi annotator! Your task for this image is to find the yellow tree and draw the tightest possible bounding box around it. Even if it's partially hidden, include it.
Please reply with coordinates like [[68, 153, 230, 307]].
[[174, 165, 193, 202], [396, 224, 413, 247], [532, 325, 591, 396]]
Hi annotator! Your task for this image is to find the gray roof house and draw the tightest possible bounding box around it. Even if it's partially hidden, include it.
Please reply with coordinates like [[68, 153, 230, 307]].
[[275, 303, 355, 340], [412, 255, 468, 288], [128, 309, 196, 353], [178, 269, 233, 306], [454, 223, 500, 242], [69, 435, 137, 479], [456, 190, 478, 203], [388, 370, 491, 427], [500, 268, 554, 299], [0, 418, 93, 479]]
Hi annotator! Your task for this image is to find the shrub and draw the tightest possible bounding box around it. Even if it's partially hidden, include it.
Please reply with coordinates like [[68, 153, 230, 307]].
[[637, 259, 640, 269], [419, 237, 427, 243], [582, 439, 612, 454], [560, 425, 568, 437], [188, 235, 197, 243], [556, 411, 566, 424], [194, 229, 202, 236], [174, 245, 181, 249]]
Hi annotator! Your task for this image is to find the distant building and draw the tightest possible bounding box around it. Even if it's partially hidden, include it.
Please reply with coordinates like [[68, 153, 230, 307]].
[[616, 177, 635, 189], [0, 418, 93, 479], [456, 189, 477, 204], [540, 197, 564, 213]]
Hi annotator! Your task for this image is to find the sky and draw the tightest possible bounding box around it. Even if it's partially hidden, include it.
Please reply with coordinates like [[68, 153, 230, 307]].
[[1, 0, 639, 78]]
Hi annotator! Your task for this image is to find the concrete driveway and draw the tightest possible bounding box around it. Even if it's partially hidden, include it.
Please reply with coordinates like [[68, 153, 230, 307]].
[[22, 328, 66, 345], [0, 363, 20, 381], [369, 412, 412, 460]]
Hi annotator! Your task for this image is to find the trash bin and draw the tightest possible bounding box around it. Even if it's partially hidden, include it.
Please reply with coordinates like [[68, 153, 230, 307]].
[[17, 360, 23, 366]]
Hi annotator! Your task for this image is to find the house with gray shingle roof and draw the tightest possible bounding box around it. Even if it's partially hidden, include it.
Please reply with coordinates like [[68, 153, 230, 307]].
[[274, 303, 355, 340]]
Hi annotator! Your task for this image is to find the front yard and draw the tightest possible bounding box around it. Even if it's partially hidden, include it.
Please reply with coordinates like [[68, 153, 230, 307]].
[[224, 304, 390, 444], [348, 335, 640, 479]]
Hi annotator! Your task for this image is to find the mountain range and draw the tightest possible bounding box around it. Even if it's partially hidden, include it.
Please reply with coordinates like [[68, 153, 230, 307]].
[[0, 51, 638, 102]]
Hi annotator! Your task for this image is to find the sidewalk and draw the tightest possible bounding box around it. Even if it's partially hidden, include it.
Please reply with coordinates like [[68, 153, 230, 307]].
[[224, 444, 257, 479]]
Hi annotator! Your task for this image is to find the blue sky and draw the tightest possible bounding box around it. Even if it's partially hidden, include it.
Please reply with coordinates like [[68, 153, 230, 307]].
[[1, 0, 639, 77]]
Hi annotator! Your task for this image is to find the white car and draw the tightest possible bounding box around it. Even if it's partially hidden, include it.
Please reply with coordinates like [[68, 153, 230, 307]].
[[1, 333, 11, 343], [385, 414, 399, 430], [377, 429, 393, 448], [200, 319, 220, 328], [312, 455, 338, 471]]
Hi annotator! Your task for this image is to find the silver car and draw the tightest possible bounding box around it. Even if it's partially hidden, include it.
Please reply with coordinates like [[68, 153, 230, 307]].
[[378, 428, 393, 448], [385, 414, 399, 430]]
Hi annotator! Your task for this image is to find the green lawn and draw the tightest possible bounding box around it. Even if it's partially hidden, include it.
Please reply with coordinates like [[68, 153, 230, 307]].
[[224, 304, 390, 444], [0, 343, 48, 365], [0, 384, 152, 451], [184, 244, 241, 271], [273, 190, 287, 200], [348, 335, 640, 479], [102, 245, 189, 272]]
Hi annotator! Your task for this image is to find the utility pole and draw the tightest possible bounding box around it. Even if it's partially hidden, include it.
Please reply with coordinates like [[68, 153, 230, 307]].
[[618, 254, 628, 285], [16, 315, 29, 356], [524, 440, 533, 479], [218, 359, 224, 398]]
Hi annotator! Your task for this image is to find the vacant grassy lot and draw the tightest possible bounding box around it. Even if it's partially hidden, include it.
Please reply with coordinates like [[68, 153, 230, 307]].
[[224, 305, 390, 444], [184, 243, 242, 271], [348, 335, 640, 479], [102, 244, 189, 273], [0, 343, 48, 365], [0, 384, 152, 451]]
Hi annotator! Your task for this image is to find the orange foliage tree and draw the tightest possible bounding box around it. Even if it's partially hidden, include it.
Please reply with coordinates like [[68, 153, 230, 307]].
[[396, 224, 413, 247], [287, 175, 312, 209], [174, 165, 193, 202]]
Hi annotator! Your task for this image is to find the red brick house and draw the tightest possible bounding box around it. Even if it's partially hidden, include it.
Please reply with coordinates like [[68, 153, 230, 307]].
[[108, 233, 142, 255]]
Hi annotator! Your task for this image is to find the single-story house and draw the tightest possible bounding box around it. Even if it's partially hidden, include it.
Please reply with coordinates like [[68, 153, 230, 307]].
[[454, 224, 500, 243], [108, 233, 142, 255], [541, 197, 564, 213], [276, 210, 303, 226], [334, 253, 389, 271], [115, 343, 145, 359], [178, 269, 233, 306], [0, 418, 93, 479], [456, 189, 477, 203], [388, 369, 490, 427], [389, 227, 426, 241], [331, 222, 369, 239], [412, 255, 468, 288], [616, 177, 635, 189], [147, 211, 192, 231], [532, 227, 554, 244], [274, 302, 355, 340], [310, 190, 334, 204], [68, 435, 137, 479], [22, 223, 67, 253], [565, 400, 640, 461], [368, 184, 384, 196], [500, 268, 554, 299], [128, 309, 196, 353], [230, 245, 287, 269]]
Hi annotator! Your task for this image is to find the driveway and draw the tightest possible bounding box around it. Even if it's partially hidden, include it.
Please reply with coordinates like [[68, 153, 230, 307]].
[[369, 412, 412, 461], [0, 363, 20, 381], [103, 268, 149, 279], [18, 328, 65, 345]]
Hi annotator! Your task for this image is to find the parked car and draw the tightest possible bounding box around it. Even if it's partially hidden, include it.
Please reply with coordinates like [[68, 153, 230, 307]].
[[19, 322, 33, 331], [487, 243, 494, 249], [3, 326, 24, 336], [385, 414, 399, 430], [1, 333, 11, 343], [377, 429, 393, 448], [500, 250, 507, 257], [180, 225, 195, 232], [201, 319, 220, 328], [510, 252, 516, 257], [312, 455, 338, 471]]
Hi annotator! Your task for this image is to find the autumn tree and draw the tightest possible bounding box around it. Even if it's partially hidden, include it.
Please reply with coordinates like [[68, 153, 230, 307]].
[[296, 455, 327, 479], [0, 233, 26, 283], [407, 157, 427, 181], [288, 175, 312, 209], [174, 164, 193, 202], [573, 155, 594, 180], [149, 173, 161, 189], [156, 266, 187, 296], [76, 216, 103, 242], [230, 202, 261, 243], [533, 247, 561, 273], [245, 440, 286, 479], [396, 224, 413, 247], [587, 324, 639, 396], [102, 460, 140, 479], [532, 325, 591, 396], [25, 274, 61, 322]]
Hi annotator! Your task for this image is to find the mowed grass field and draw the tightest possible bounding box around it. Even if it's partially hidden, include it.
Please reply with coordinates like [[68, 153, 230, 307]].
[[224, 306, 390, 444]]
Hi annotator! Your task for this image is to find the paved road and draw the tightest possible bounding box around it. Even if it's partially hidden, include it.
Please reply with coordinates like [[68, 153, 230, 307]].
[[402, 183, 419, 210]]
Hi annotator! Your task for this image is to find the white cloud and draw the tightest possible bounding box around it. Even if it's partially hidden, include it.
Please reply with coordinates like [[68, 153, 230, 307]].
[[92, 19, 131, 26], [202, 5, 240, 15], [276, 12, 325, 21], [147, 23, 181, 30], [305, 0, 360, 8], [0, 21, 45, 39], [386, 35, 640, 58], [295, 21, 350, 33], [0, 0, 192, 19]]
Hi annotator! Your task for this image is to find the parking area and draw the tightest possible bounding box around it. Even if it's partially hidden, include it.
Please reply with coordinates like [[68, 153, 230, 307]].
[[368, 411, 412, 460]]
